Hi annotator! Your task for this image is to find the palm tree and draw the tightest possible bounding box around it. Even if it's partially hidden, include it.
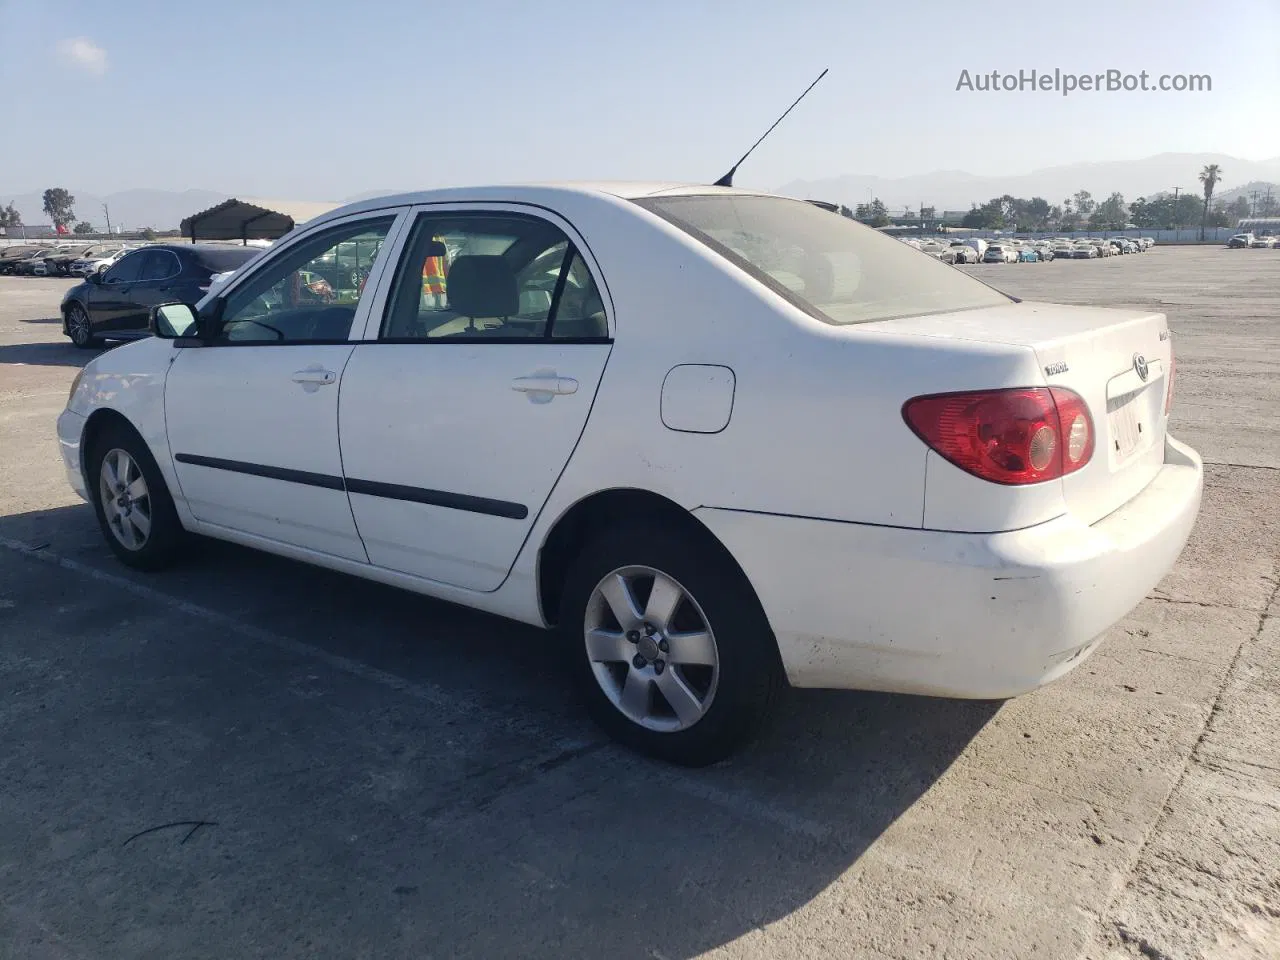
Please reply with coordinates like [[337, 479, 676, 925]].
[[1199, 164, 1222, 241]]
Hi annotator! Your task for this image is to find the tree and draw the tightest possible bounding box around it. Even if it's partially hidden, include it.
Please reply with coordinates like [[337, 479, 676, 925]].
[[1226, 196, 1251, 222], [1198, 164, 1222, 240], [1129, 197, 1151, 228], [867, 199, 889, 228], [920, 205, 936, 221], [1025, 197, 1051, 229], [139, 227, 158, 241], [73, 221, 94, 234], [961, 205, 986, 229], [42, 188, 76, 230], [1059, 198, 1079, 231], [1205, 203, 1231, 228], [1094, 192, 1128, 229], [1073, 191, 1095, 218], [0, 203, 21, 228]]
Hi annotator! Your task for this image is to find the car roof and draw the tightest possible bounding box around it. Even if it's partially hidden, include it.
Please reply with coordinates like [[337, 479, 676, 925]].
[[304, 182, 780, 228]]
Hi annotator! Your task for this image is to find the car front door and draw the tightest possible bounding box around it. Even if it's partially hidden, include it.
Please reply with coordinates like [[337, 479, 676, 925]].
[[163, 211, 405, 560], [89, 249, 147, 330], [337, 206, 613, 591], [120, 249, 184, 332]]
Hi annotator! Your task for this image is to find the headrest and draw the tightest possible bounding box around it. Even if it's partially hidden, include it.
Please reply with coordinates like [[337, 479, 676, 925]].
[[446, 255, 517, 317]]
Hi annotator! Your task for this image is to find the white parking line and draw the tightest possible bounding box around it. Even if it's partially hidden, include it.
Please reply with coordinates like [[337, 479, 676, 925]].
[[0, 535, 832, 841]]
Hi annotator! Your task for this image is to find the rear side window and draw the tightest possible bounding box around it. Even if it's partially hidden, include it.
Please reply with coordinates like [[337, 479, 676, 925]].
[[193, 247, 262, 273], [636, 194, 1011, 325], [139, 250, 181, 281], [380, 212, 608, 341]]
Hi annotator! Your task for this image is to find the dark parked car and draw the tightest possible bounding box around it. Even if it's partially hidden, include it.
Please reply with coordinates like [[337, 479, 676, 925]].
[[60, 244, 261, 347], [12, 246, 70, 275], [0, 245, 46, 274], [45, 244, 110, 276]]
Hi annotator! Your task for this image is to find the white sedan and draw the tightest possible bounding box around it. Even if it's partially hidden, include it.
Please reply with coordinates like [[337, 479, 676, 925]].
[[56, 183, 1203, 765]]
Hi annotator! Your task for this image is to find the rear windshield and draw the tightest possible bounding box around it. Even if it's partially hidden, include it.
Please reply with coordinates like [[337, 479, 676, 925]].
[[192, 247, 261, 273], [635, 194, 1011, 325]]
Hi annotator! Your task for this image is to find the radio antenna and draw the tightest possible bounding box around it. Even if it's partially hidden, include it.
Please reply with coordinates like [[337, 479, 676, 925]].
[[713, 68, 829, 188]]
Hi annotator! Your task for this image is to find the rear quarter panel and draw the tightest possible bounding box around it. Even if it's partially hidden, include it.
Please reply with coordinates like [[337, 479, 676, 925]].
[[519, 194, 1044, 541]]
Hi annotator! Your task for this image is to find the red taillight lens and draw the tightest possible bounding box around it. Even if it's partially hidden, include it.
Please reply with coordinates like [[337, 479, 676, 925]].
[[1164, 345, 1175, 416], [903, 387, 1094, 485]]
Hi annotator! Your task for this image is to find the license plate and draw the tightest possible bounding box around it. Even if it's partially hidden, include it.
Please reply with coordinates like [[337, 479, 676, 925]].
[[1107, 391, 1145, 460]]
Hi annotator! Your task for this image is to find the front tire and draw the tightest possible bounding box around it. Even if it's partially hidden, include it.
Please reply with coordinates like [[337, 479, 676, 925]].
[[89, 423, 185, 570], [560, 523, 781, 766], [67, 303, 99, 349]]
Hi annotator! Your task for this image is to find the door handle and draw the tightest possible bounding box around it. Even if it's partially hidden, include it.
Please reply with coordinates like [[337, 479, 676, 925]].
[[292, 368, 337, 385], [511, 374, 578, 396]]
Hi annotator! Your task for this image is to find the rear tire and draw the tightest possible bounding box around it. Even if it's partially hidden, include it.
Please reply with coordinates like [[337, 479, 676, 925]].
[[560, 522, 781, 766], [88, 422, 186, 570]]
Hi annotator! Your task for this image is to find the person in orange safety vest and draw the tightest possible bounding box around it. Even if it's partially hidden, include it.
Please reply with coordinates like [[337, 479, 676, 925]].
[[421, 238, 448, 309]]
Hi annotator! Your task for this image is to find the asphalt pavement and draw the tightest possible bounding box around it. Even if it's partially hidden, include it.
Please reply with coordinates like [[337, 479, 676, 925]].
[[0, 246, 1277, 959]]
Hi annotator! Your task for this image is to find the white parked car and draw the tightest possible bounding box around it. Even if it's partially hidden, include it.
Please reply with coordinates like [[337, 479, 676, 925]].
[[70, 247, 130, 276], [56, 183, 1203, 765]]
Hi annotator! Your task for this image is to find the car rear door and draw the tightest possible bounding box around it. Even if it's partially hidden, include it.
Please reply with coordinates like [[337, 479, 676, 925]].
[[337, 204, 613, 592], [163, 211, 407, 560]]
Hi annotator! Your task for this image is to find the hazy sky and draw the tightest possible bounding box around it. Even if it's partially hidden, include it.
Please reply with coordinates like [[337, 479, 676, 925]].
[[2, 0, 1277, 199]]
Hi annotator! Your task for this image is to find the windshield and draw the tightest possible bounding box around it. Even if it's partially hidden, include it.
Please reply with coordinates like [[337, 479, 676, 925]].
[[635, 194, 1010, 325]]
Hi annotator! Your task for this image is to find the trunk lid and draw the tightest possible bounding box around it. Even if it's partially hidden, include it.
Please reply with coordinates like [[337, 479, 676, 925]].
[[869, 301, 1172, 525]]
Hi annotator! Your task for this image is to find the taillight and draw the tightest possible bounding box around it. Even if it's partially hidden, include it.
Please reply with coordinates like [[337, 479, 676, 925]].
[[902, 387, 1095, 485], [1164, 345, 1175, 416]]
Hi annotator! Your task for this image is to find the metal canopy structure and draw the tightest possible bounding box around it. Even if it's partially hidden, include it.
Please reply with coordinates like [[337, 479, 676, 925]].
[[180, 197, 340, 244]]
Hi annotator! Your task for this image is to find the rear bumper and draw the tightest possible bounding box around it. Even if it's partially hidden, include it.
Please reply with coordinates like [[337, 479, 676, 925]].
[[694, 435, 1203, 699]]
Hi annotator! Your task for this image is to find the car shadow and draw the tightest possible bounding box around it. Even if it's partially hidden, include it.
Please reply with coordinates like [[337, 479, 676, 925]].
[[18, 316, 65, 324], [0, 505, 999, 959], [0, 340, 112, 368]]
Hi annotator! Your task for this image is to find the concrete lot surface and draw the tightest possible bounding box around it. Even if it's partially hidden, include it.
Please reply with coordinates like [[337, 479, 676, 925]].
[[1, 246, 1277, 959]]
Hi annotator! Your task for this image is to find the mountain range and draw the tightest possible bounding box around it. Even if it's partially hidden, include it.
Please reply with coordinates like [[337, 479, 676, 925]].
[[5, 154, 1278, 229], [776, 153, 1280, 212]]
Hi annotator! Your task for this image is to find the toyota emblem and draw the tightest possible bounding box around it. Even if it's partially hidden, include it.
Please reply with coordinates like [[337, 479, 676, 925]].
[[1133, 353, 1149, 382]]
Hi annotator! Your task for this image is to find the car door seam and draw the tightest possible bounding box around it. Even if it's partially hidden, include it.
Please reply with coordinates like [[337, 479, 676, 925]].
[[489, 341, 617, 595], [334, 345, 372, 563]]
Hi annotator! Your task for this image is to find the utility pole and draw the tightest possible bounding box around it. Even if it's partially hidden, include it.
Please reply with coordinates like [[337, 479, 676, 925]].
[[102, 203, 113, 236], [1172, 187, 1181, 232]]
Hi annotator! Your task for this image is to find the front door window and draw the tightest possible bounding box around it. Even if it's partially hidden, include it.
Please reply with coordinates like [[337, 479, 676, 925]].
[[215, 217, 395, 343]]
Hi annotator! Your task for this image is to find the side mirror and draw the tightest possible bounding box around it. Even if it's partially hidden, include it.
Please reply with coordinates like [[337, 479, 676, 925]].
[[150, 302, 199, 340], [86, 271, 102, 284]]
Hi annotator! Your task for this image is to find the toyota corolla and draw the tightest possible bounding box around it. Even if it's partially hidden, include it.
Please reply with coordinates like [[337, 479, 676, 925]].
[[57, 183, 1203, 765]]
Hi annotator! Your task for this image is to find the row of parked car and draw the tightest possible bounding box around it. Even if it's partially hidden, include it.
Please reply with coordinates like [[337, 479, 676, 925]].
[[901, 235, 1157, 265], [0, 242, 135, 277], [1226, 233, 1279, 248]]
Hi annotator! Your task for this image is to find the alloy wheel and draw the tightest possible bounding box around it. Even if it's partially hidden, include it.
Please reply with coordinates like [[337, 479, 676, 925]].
[[98, 448, 152, 550], [68, 305, 91, 346], [584, 565, 720, 732]]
